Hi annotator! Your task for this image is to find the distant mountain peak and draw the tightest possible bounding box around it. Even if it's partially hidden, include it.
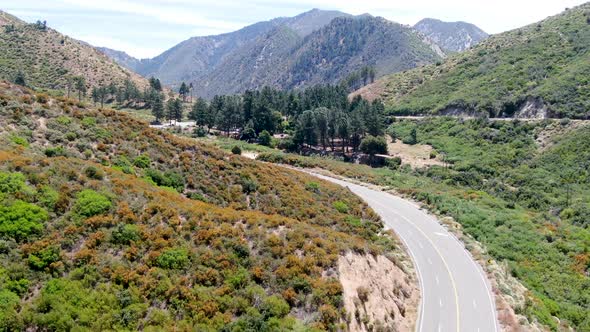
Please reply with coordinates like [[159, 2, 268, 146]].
[[413, 18, 488, 52]]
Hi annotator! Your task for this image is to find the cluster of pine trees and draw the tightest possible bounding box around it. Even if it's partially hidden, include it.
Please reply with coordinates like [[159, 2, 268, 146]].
[[161, 84, 386, 153], [89, 76, 166, 110]]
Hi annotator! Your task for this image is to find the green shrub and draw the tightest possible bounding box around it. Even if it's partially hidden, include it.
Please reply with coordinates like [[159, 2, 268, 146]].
[[261, 295, 290, 318], [74, 190, 111, 217], [156, 248, 189, 269], [333, 201, 349, 213], [386, 157, 402, 170], [84, 166, 104, 180], [345, 216, 362, 227], [231, 145, 242, 155], [111, 224, 140, 245], [0, 172, 26, 194], [10, 135, 28, 147], [0, 289, 22, 331], [359, 136, 387, 155], [259, 130, 272, 147], [188, 192, 207, 202], [44, 146, 67, 157], [0, 201, 46, 241], [28, 246, 60, 270], [305, 182, 320, 193], [145, 169, 184, 192], [37, 186, 59, 210], [81, 117, 96, 128], [240, 176, 258, 194], [65, 132, 77, 141], [6, 278, 30, 296], [192, 127, 207, 138], [133, 155, 151, 168], [56, 116, 71, 126]]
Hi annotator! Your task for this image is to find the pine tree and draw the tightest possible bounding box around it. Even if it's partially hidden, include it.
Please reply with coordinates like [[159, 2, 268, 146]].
[[365, 99, 385, 137], [336, 113, 350, 153], [314, 107, 329, 150], [188, 97, 209, 127], [151, 94, 164, 123], [91, 87, 99, 105], [74, 76, 86, 102], [298, 110, 317, 148], [14, 71, 26, 86], [149, 77, 162, 91], [179, 82, 188, 102], [166, 98, 178, 125]]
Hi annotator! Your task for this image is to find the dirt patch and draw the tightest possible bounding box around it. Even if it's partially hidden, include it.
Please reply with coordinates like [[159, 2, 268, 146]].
[[387, 137, 444, 168], [242, 151, 259, 160], [338, 252, 419, 332]]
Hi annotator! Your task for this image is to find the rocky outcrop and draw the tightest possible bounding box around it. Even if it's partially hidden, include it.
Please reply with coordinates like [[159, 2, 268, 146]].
[[512, 97, 548, 119], [414, 18, 488, 53]]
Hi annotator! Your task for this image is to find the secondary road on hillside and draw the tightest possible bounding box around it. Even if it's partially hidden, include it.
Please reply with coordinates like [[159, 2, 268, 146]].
[[307, 172, 499, 332]]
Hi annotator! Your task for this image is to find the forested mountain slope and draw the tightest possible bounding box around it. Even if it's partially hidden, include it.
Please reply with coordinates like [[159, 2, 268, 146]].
[[114, 9, 350, 88], [0, 10, 148, 91], [358, 3, 590, 119], [413, 18, 488, 52], [192, 15, 443, 98], [0, 81, 415, 330], [99, 10, 442, 97]]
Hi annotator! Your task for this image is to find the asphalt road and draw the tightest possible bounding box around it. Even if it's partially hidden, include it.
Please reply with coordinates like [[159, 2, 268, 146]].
[[307, 172, 499, 332]]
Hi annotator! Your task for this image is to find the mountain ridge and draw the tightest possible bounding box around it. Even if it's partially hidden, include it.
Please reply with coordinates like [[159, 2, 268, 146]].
[[0, 10, 148, 91], [413, 18, 488, 52], [97, 9, 449, 97], [357, 3, 590, 119]]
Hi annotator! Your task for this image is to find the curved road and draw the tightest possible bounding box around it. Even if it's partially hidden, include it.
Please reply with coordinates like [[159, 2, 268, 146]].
[[309, 172, 499, 332]]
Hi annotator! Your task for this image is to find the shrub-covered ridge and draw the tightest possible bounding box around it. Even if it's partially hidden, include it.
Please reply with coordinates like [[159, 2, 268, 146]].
[[0, 81, 407, 331]]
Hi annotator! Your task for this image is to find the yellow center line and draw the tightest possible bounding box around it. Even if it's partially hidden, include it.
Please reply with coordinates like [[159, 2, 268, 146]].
[[370, 198, 461, 332]]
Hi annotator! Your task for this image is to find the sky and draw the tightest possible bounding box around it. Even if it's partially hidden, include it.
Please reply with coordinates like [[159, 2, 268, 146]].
[[1, 0, 587, 58]]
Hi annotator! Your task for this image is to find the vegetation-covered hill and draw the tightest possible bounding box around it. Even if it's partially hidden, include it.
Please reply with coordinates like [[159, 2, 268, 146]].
[[0, 11, 148, 91], [358, 3, 590, 119], [413, 18, 488, 52], [0, 81, 413, 330]]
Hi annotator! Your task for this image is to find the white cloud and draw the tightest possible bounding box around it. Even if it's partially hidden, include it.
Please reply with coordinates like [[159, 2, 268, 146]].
[[57, 0, 243, 30]]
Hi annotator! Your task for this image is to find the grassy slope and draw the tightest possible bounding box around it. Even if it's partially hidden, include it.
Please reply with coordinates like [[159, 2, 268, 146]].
[[0, 11, 148, 91], [0, 81, 407, 331], [358, 3, 590, 118], [256, 118, 590, 330]]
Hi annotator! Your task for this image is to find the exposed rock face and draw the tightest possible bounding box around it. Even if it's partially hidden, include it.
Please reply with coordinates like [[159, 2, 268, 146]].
[[513, 97, 548, 119], [338, 252, 419, 332], [438, 106, 487, 118], [414, 18, 488, 52]]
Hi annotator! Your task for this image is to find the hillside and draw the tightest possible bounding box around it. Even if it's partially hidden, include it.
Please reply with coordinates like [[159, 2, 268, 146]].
[[358, 3, 590, 119], [0, 81, 417, 330], [191, 15, 443, 98], [96, 47, 143, 72], [0, 11, 148, 91], [413, 18, 488, 52], [113, 9, 350, 88]]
